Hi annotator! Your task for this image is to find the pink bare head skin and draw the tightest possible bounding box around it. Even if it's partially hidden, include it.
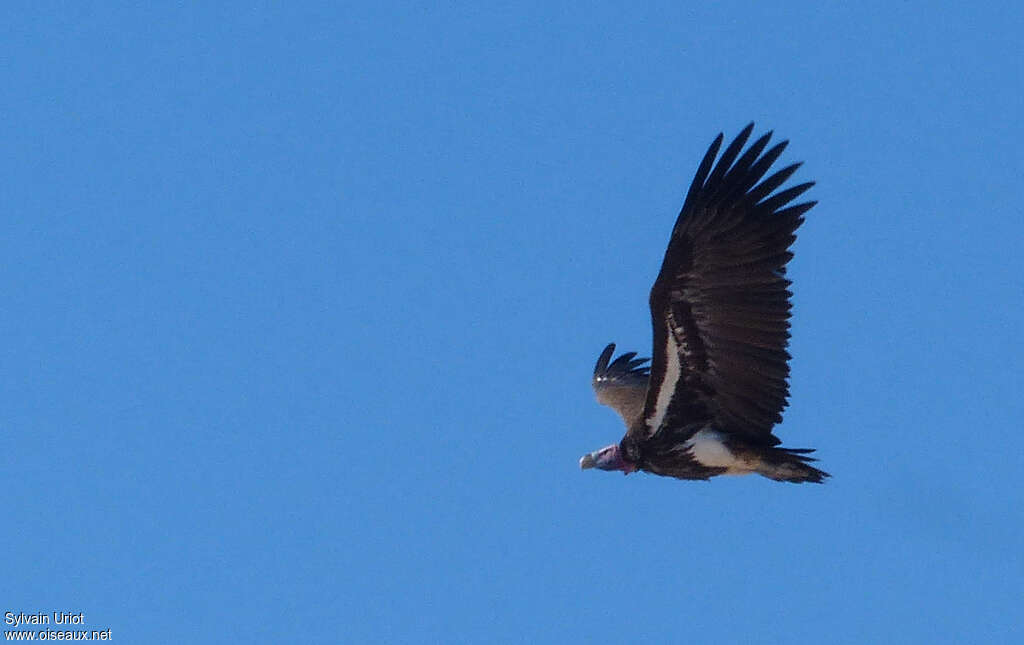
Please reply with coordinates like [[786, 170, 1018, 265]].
[[579, 444, 636, 474]]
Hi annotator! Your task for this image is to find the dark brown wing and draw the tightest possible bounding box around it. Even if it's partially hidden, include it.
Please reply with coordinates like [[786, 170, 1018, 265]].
[[633, 123, 815, 447], [592, 343, 650, 427]]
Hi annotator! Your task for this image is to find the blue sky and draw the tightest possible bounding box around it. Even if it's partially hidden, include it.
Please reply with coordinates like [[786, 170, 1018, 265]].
[[4, 2, 1023, 643]]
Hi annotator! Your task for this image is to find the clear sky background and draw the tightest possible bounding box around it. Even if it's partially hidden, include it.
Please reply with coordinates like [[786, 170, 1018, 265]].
[[4, 2, 1023, 643]]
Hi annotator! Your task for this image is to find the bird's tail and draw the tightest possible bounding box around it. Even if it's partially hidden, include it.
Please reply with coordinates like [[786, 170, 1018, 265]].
[[756, 448, 830, 484]]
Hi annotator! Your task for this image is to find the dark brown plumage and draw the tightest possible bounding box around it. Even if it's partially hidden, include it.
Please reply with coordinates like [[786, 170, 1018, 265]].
[[582, 124, 828, 483]]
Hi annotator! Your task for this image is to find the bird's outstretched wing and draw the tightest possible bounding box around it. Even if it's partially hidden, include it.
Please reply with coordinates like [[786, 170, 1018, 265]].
[[592, 343, 649, 428], [634, 123, 816, 447]]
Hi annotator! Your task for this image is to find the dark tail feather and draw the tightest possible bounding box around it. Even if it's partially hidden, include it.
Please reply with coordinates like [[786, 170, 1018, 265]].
[[757, 447, 830, 484]]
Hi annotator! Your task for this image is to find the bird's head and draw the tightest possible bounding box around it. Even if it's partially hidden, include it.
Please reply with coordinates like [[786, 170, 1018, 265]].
[[579, 444, 636, 474]]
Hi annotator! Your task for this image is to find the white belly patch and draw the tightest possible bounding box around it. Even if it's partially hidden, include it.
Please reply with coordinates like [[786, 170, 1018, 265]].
[[685, 429, 755, 474]]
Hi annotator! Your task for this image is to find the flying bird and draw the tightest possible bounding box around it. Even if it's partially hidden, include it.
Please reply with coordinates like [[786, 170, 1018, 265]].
[[580, 123, 828, 483]]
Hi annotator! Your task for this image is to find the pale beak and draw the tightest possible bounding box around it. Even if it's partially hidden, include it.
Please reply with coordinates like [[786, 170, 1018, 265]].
[[579, 453, 596, 470]]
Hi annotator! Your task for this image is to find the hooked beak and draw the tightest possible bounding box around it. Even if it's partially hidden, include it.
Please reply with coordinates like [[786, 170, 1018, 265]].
[[579, 453, 596, 470]]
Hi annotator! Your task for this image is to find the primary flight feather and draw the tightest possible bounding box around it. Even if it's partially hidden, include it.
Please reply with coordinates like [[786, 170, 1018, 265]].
[[580, 123, 828, 483]]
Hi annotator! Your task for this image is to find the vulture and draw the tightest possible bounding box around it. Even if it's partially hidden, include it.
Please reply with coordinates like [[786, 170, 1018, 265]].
[[580, 123, 828, 483]]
